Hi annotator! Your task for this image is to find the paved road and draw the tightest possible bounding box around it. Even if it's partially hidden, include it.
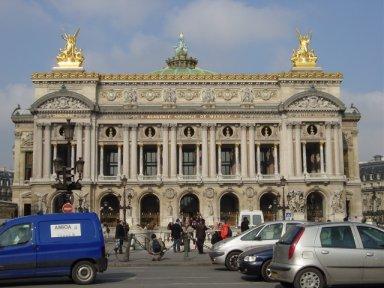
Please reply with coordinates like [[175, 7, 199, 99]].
[[0, 266, 283, 288]]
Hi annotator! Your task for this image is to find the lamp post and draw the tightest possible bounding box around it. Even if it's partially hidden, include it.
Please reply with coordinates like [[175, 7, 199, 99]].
[[274, 176, 290, 220], [119, 176, 133, 224], [52, 119, 84, 210]]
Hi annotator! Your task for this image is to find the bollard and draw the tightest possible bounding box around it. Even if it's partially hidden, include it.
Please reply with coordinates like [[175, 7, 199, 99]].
[[183, 234, 190, 258], [125, 233, 134, 261]]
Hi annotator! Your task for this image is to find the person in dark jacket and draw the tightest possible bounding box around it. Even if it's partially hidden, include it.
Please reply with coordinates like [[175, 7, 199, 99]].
[[114, 220, 125, 254], [195, 219, 208, 254], [171, 219, 183, 252], [240, 217, 250, 232]]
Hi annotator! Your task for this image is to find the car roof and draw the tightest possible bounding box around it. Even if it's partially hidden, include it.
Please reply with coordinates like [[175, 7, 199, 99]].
[[302, 222, 384, 230]]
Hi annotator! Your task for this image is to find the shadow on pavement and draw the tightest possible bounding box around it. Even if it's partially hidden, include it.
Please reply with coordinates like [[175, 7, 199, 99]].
[[240, 275, 262, 282]]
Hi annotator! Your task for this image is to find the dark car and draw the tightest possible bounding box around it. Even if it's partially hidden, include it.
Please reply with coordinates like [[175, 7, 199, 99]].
[[237, 245, 273, 282]]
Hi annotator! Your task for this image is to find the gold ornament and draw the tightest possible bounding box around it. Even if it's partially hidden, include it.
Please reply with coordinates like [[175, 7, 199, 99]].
[[56, 28, 84, 68], [291, 29, 318, 68]]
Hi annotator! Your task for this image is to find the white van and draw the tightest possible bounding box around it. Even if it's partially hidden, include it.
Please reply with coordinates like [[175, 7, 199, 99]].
[[237, 210, 264, 227]]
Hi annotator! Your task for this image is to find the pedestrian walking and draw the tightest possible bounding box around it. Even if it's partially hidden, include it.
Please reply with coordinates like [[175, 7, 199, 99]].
[[182, 221, 194, 257], [220, 218, 231, 240], [195, 219, 208, 254], [171, 219, 182, 252], [114, 220, 125, 254], [240, 217, 249, 232]]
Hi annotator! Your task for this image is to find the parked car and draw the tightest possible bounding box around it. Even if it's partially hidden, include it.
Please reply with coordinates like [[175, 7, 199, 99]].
[[209, 220, 305, 271], [0, 212, 107, 284], [237, 245, 273, 281], [270, 222, 384, 288]]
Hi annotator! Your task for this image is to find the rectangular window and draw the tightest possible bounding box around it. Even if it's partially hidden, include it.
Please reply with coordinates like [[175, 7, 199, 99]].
[[221, 146, 235, 175], [24, 152, 33, 180], [105, 146, 118, 176], [182, 149, 196, 175], [144, 149, 157, 176], [357, 226, 384, 249], [320, 226, 356, 248]]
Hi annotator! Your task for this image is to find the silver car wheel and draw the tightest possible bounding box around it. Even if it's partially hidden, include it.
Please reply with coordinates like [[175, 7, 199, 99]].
[[77, 266, 93, 282], [299, 271, 320, 288]]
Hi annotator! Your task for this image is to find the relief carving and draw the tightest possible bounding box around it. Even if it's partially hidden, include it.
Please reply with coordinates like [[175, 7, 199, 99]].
[[203, 187, 215, 199], [123, 89, 138, 104], [217, 89, 237, 101], [289, 96, 338, 110], [287, 190, 305, 213], [330, 190, 344, 214], [202, 89, 215, 104], [21, 132, 33, 147], [163, 88, 177, 103], [142, 89, 161, 101], [244, 187, 255, 198], [241, 88, 254, 103], [179, 89, 199, 101], [255, 89, 276, 101], [164, 188, 176, 199], [39, 97, 89, 110]]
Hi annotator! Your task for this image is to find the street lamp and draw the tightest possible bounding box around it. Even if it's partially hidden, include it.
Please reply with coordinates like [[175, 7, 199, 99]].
[[276, 176, 289, 220], [119, 175, 133, 224], [52, 119, 84, 210]]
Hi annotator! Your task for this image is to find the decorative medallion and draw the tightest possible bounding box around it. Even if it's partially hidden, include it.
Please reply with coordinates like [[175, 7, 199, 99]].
[[255, 89, 276, 101], [203, 187, 215, 199], [142, 89, 161, 101], [106, 90, 116, 101], [164, 188, 176, 199], [106, 127, 117, 138], [145, 127, 156, 138], [261, 126, 272, 137], [307, 124, 318, 135], [184, 126, 195, 137], [244, 187, 255, 198], [217, 89, 237, 101], [222, 126, 234, 138], [179, 89, 199, 101]]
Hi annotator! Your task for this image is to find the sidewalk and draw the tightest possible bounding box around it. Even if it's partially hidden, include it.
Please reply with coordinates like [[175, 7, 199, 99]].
[[105, 239, 213, 267]]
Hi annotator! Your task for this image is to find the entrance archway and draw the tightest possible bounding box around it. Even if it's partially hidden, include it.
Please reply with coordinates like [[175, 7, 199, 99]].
[[140, 194, 160, 229], [100, 194, 120, 226], [180, 193, 199, 218], [52, 193, 69, 213], [220, 193, 239, 226], [307, 191, 324, 222], [260, 192, 278, 221]]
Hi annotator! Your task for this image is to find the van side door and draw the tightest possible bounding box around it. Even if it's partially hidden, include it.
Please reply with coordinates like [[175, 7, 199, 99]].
[[0, 223, 36, 279], [356, 225, 384, 284]]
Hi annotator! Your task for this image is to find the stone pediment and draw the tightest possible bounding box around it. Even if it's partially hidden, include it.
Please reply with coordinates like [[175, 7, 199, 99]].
[[30, 86, 96, 113], [283, 87, 345, 112]]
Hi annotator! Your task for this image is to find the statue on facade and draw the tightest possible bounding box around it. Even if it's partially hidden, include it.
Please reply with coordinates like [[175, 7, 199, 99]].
[[330, 190, 344, 214], [36, 192, 48, 214], [56, 28, 84, 68], [291, 29, 318, 68], [174, 33, 188, 58], [208, 201, 214, 216], [287, 190, 305, 213], [168, 203, 173, 216]]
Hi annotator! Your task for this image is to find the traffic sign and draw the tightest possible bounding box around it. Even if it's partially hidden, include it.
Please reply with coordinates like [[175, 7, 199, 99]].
[[62, 202, 73, 213]]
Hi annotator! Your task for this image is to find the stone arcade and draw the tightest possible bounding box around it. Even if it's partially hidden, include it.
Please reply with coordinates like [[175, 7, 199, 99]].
[[11, 30, 362, 227]]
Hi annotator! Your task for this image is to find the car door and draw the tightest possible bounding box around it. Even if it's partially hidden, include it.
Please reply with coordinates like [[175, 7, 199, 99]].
[[314, 225, 363, 285], [356, 225, 384, 284], [0, 222, 36, 279]]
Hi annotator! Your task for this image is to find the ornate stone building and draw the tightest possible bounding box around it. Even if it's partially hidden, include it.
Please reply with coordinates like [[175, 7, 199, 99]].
[[11, 31, 362, 227]]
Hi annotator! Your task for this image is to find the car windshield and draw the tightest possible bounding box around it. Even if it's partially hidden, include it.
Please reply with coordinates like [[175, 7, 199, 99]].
[[240, 224, 265, 240], [278, 225, 303, 245]]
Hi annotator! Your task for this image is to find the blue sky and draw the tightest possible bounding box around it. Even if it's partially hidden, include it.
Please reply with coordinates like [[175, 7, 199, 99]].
[[0, 0, 383, 168]]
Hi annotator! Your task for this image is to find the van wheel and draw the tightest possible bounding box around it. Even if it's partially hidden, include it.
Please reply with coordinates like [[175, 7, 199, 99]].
[[225, 251, 240, 271], [261, 259, 273, 282], [294, 268, 325, 288], [71, 261, 96, 285]]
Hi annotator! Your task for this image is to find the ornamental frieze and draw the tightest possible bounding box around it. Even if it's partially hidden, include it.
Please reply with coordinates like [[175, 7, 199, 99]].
[[39, 97, 89, 110], [288, 96, 338, 111], [216, 89, 238, 101], [100, 89, 123, 102], [255, 89, 277, 101], [141, 89, 161, 101], [178, 89, 199, 101]]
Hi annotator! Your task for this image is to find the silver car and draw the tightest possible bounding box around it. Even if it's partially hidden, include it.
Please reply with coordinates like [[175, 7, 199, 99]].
[[270, 222, 384, 288], [209, 221, 305, 271]]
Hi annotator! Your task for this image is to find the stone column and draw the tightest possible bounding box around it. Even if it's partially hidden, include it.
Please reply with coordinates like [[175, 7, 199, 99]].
[[240, 124, 248, 178], [352, 130, 359, 179], [53, 144, 58, 160], [122, 124, 129, 178], [217, 144, 222, 176], [209, 124, 216, 178], [76, 123, 83, 159], [273, 144, 278, 175], [295, 124, 302, 176], [43, 123, 51, 179], [130, 125, 138, 179], [139, 144, 144, 176], [157, 144, 161, 176], [333, 124, 340, 175], [248, 124, 255, 178], [325, 122, 333, 175], [13, 132, 21, 184], [302, 142, 307, 174], [33, 123, 43, 179], [84, 124, 91, 179], [286, 123, 293, 176], [90, 118, 97, 181], [117, 144, 122, 176], [196, 144, 200, 175], [235, 143, 240, 176], [338, 124, 344, 175], [162, 124, 169, 178], [99, 144, 104, 177], [320, 142, 325, 174], [178, 144, 183, 176], [201, 124, 209, 178], [256, 144, 261, 175], [170, 124, 177, 178], [71, 144, 75, 169]]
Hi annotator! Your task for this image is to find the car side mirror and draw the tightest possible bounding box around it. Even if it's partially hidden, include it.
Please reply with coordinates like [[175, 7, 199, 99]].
[[255, 235, 262, 241]]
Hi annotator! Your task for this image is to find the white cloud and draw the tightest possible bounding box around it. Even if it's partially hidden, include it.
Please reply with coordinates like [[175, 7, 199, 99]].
[[165, 0, 296, 50], [0, 84, 34, 169], [343, 90, 384, 162]]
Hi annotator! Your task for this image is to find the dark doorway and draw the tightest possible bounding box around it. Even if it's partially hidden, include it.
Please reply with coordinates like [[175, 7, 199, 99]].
[[220, 193, 239, 225], [307, 191, 324, 222], [180, 193, 199, 218], [260, 192, 278, 221], [100, 194, 120, 226], [24, 204, 31, 216], [140, 194, 160, 228]]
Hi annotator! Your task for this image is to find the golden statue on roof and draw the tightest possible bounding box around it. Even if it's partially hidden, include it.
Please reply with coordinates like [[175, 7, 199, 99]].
[[56, 28, 84, 69], [291, 29, 318, 68]]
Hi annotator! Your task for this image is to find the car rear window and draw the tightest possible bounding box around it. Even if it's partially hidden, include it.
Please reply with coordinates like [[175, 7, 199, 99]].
[[278, 225, 303, 245]]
